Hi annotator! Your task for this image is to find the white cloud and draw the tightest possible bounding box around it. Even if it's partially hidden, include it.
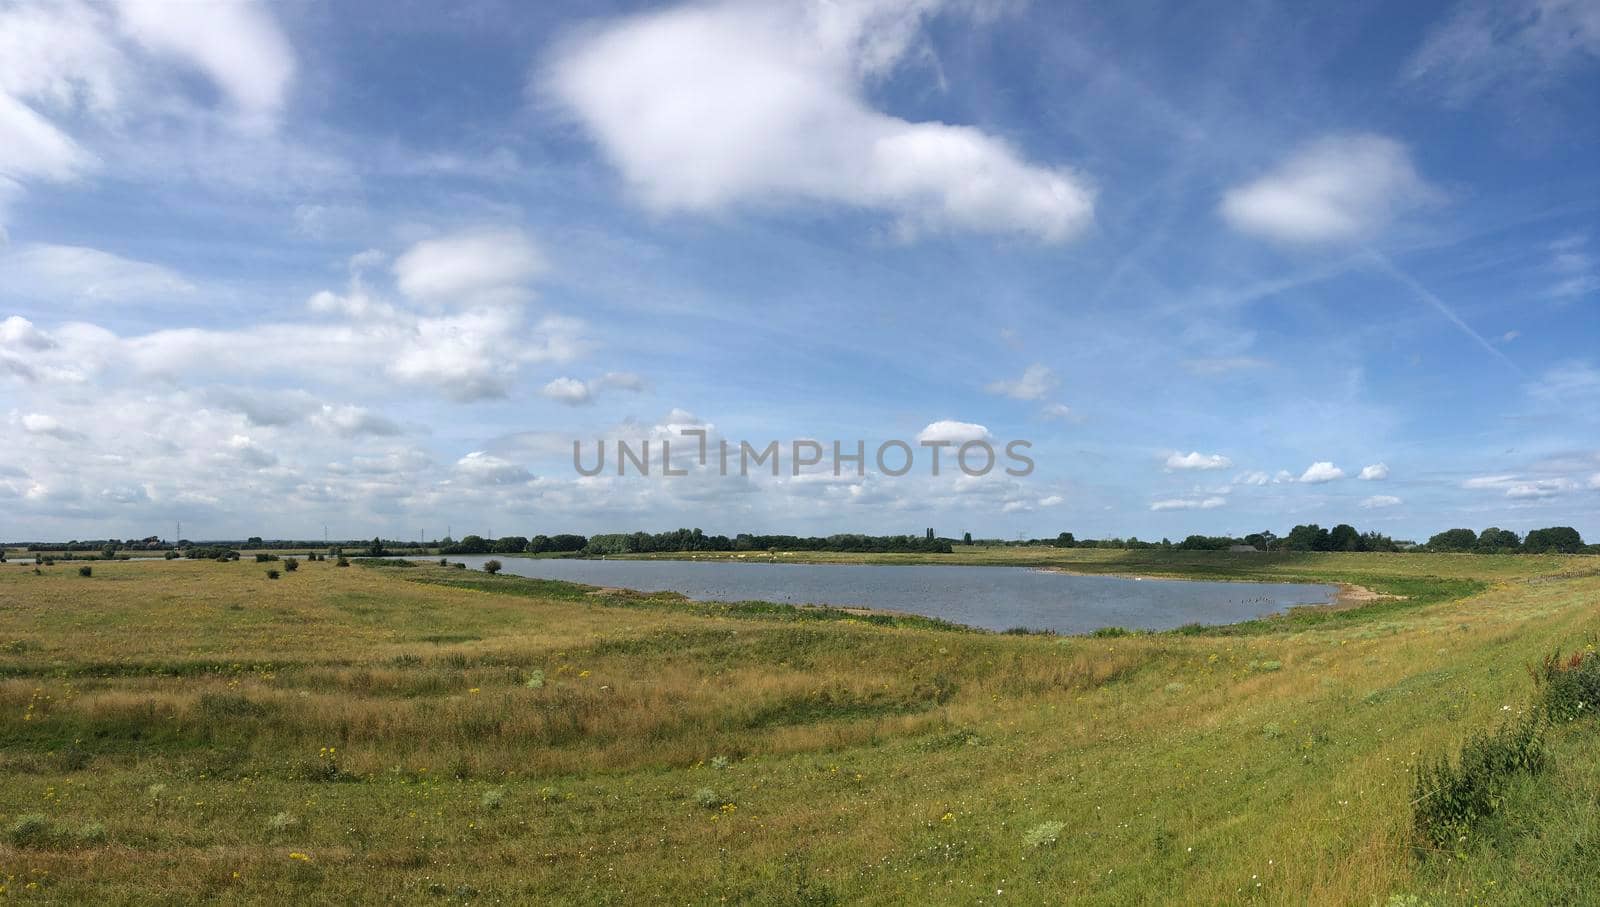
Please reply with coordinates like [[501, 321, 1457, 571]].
[[392, 228, 545, 305], [540, 372, 646, 407], [1220, 134, 1439, 243], [21, 412, 83, 441], [5, 243, 193, 302], [1405, 0, 1600, 107], [113, 0, 296, 130], [545, 1, 1093, 242], [1166, 451, 1232, 471], [1358, 462, 1390, 481], [311, 404, 401, 439], [1299, 461, 1345, 483], [0, 316, 55, 350], [1360, 494, 1402, 509], [454, 451, 533, 486], [1037, 494, 1064, 507], [540, 376, 591, 405], [917, 420, 991, 444], [985, 363, 1057, 400], [1506, 478, 1578, 499], [1039, 402, 1073, 421], [1589, 472, 1600, 490], [1150, 496, 1227, 511], [1236, 470, 1271, 486]]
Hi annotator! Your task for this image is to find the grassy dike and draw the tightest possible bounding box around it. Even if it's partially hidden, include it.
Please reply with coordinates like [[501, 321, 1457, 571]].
[[0, 551, 1597, 903]]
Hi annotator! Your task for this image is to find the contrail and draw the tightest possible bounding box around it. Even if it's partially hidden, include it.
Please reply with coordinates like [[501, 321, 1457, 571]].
[[1362, 247, 1522, 375]]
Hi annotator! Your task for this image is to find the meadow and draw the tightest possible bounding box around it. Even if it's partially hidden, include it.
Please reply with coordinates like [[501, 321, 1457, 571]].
[[1, 550, 1598, 904]]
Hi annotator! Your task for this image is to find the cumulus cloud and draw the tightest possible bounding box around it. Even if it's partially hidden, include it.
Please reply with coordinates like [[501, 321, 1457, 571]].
[[1166, 451, 1232, 471], [917, 420, 991, 444], [1150, 496, 1227, 511], [1220, 134, 1440, 243], [1299, 461, 1345, 483], [0, 0, 297, 213], [21, 412, 83, 441], [1360, 494, 1402, 509], [453, 451, 533, 486], [392, 228, 545, 305], [545, 0, 1093, 242], [540, 371, 647, 406], [1039, 402, 1073, 421], [113, 0, 296, 130], [985, 363, 1057, 400], [1359, 462, 1390, 481]]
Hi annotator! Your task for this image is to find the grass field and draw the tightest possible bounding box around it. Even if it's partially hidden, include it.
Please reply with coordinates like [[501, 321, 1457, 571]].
[[2, 551, 1599, 903]]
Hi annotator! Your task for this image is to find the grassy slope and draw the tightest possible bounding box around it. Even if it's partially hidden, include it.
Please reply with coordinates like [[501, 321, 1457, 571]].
[[0, 552, 1596, 904]]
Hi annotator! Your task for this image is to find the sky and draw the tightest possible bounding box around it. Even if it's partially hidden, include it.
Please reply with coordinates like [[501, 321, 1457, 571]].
[[1, 0, 1598, 544]]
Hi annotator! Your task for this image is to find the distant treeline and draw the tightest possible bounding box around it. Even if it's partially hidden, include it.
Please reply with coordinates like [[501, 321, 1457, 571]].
[[582, 529, 951, 555], [963, 524, 1593, 554], [9, 524, 1591, 558]]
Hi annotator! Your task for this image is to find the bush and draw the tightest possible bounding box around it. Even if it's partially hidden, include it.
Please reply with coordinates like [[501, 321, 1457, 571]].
[[75, 821, 108, 843], [483, 559, 502, 575], [1022, 820, 1066, 848], [455, 562, 466, 570], [1533, 648, 1600, 722], [7, 813, 51, 846], [283, 558, 299, 572], [439, 558, 449, 566], [164, 550, 178, 560], [255, 553, 279, 562], [1412, 717, 1546, 848], [336, 557, 350, 567], [694, 787, 723, 809], [78, 565, 92, 577], [266, 569, 281, 580]]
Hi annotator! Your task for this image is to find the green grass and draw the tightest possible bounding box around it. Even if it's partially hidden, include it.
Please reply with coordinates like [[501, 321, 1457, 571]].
[[0, 550, 1597, 903]]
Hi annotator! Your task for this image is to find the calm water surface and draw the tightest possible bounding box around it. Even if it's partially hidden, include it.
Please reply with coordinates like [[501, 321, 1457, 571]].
[[447, 556, 1336, 634]]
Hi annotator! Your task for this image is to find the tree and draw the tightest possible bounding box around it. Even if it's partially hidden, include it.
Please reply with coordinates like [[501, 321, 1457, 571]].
[[1426, 528, 1477, 552], [491, 535, 530, 554], [1284, 524, 1331, 551], [1475, 527, 1521, 553], [1328, 524, 1363, 552], [962, 532, 972, 545], [1524, 526, 1584, 554], [367, 536, 388, 557], [483, 559, 503, 575], [1054, 532, 1076, 548]]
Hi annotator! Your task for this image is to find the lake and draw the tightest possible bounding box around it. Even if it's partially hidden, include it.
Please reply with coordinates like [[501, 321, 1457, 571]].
[[443, 556, 1337, 634]]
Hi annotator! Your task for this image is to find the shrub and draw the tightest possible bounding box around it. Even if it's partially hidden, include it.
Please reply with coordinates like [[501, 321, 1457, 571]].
[[78, 565, 92, 577], [481, 787, 506, 810], [7, 813, 51, 846], [1022, 820, 1067, 848], [164, 550, 178, 560], [524, 670, 545, 689], [283, 558, 299, 572], [694, 787, 723, 809], [255, 553, 279, 562], [439, 558, 449, 566], [1412, 717, 1546, 848], [336, 557, 350, 567], [266, 569, 280, 580], [455, 562, 466, 570], [75, 821, 107, 843], [1533, 648, 1600, 722], [483, 559, 502, 575], [267, 811, 300, 833]]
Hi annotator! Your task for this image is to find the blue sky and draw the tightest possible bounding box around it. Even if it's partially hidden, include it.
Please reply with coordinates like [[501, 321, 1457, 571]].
[[2, 0, 1598, 542]]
